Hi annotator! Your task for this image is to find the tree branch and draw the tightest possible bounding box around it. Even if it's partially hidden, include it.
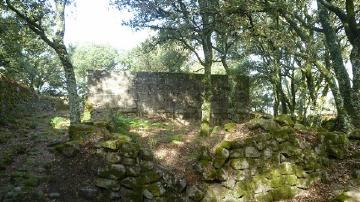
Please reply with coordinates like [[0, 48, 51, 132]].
[[5, 0, 55, 49], [319, 0, 347, 21]]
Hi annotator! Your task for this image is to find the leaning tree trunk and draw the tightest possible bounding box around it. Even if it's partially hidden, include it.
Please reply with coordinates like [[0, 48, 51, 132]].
[[55, 44, 81, 124], [315, 61, 352, 131]]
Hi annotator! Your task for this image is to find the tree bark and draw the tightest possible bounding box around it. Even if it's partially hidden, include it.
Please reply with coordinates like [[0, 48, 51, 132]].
[[317, 0, 360, 127], [55, 44, 81, 124]]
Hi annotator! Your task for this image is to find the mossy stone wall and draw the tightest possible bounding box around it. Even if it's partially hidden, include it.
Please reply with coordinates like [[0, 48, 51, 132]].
[[87, 70, 249, 123]]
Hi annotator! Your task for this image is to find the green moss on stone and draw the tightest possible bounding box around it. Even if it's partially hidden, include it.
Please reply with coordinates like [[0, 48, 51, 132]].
[[95, 178, 118, 190], [230, 159, 249, 170], [321, 132, 348, 159], [68, 123, 95, 140], [255, 192, 273, 202], [144, 182, 165, 197], [274, 114, 294, 127], [271, 186, 297, 201], [224, 122, 237, 132], [213, 148, 230, 169], [100, 135, 132, 150], [143, 170, 161, 184], [248, 118, 279, 131], [200, 122, 211, 136], [270, 126, 294, 142], [54, 141, 80, 157]]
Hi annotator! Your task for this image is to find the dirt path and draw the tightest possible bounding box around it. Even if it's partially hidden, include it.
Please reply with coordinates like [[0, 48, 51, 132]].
[[0, 97, 70, 201]]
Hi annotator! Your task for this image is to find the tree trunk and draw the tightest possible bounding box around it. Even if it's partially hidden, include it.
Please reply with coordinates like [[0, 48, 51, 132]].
[[200, 62, 212, 135], [350, 40, 360, 126], [273, 58, 288, 115], [199, 0, 214, 135], [221, 58, 239, 121], [317, 0, 360, 127], [273, 85, 280, 116], [55, 44, 81, 124], [314, 61, 352, 131]]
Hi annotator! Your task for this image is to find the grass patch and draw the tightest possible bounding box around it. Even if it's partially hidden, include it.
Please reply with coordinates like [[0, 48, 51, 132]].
[[50, 116, 70, 129], [165, 134, 183, 144], [112, 113, 169, 133]]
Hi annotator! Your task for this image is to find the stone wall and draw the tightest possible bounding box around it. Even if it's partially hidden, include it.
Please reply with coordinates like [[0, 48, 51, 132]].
[[87, 70, 249, 123], [57, 116, 347, 201], [194, 118, 347, 201]]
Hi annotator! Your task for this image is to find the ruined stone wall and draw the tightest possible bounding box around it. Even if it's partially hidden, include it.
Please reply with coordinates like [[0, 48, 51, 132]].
[[87, 70, 249, 122]]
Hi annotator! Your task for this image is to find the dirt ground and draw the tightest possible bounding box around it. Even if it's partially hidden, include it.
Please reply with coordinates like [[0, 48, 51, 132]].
[[1, 97, 360, 201]]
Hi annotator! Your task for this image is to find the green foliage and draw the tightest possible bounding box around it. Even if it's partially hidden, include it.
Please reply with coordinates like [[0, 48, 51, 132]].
[[119, 40, 190, 73], [70, 44, 121, 95], [0, 14, 64, 93], [71, 44, 120, 79]]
